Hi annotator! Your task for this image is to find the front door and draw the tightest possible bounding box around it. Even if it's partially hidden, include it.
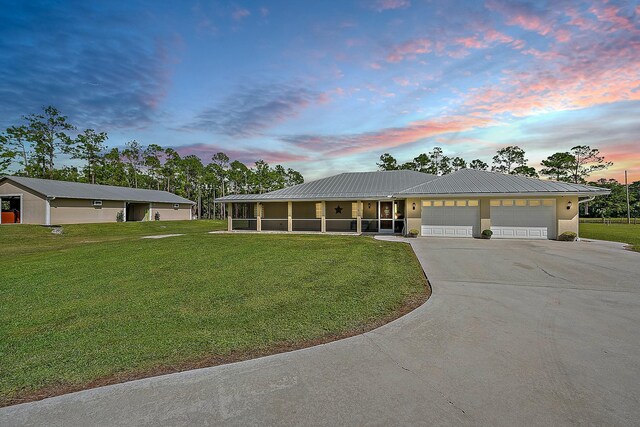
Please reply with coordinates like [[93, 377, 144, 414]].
[[379, 201, 393, 233]]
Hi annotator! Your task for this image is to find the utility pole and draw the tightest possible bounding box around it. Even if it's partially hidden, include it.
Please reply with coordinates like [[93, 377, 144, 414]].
[[625, 170, 630, 225]]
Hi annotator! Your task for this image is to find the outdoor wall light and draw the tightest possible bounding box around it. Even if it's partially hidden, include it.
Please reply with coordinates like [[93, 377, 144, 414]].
[[368, 202, 371, 209], [567, 201, 573, 210], [412, 202, 416, 210]]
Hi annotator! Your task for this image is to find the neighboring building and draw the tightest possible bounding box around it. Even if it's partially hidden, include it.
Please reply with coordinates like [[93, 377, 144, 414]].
[[216, 169, 610, 239], [0, 176, 194, 225]]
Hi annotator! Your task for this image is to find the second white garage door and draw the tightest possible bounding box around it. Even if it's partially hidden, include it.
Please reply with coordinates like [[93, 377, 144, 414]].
[[490, 199, 556, 239], [421, 200, 480, 238]]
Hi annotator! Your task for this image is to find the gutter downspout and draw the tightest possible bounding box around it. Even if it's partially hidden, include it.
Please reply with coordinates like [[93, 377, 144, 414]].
[[45, 196, 55, 226], [577, 196, 596, 240]]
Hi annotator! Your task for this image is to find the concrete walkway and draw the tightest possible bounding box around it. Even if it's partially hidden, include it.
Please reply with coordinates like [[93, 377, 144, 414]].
[[2, 238, 639, 426]]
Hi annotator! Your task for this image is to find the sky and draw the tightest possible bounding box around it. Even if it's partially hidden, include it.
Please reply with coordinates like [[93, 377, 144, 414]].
[[1, 0, 639, 182]]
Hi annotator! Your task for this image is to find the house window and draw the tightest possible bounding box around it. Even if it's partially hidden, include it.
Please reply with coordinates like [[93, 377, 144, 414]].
[[444, 200, 455, 207], [490, 200, 500, 207], [529, 200, 541, 207], [422, 200, 431, 207], [468, 200, 479, 207], [502, 200, 513, 206], [432, 200, 443, 207], [515, 200, 527, 207], [456, 200, 467, 207], [542, 199, 554, 206]]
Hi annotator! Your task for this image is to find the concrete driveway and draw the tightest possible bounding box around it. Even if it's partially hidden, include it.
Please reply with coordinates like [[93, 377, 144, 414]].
[[2, 238, 639, 426]]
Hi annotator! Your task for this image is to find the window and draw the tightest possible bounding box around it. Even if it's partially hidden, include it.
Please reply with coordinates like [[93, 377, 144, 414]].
[[422, 200, 431, 207], [542, 199, 554, 207], [456, 200, 467, 207], [529, 200, 541, 207], [468, 200, 479, 207], [515, 200, 527, 207], [502, 200, 513, 206], [490, 200, 500, 207], [432, 200, 443, 207], [92, 200, 103, 207], [444, 200, 455, 207]]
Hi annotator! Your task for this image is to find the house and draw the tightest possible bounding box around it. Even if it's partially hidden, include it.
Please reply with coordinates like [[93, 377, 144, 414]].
[[216, 169, 610, 239], [0, 176, 194, 225]]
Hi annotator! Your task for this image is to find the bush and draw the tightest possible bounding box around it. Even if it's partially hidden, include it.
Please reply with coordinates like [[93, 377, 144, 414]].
[[558, 231, 577, 241], [154, 211, 161, 221], [116, 211, 124, 222], [407, 228, 419, 237], [481, 229, 493, 239]]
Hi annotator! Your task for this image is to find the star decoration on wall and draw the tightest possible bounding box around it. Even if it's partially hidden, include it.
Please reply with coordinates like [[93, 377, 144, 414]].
[[334, 205, 343, 214]]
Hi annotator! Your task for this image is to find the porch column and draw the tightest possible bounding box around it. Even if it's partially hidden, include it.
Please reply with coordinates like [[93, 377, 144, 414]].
[[321, 201, 326, 232], [356, 200, 362, 233], [287, 201, 292, 232], [256, 202, 262, 232], [149, 203, 153, 221], [45, 198, 52, 226], [227, 202, 232, 231]]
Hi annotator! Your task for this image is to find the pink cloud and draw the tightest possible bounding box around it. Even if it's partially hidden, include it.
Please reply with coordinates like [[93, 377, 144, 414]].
[[175, 143, 310, 165], [371, 0, 411, 12], [589, 5, 637, 32], [386, 38, 432, 62]]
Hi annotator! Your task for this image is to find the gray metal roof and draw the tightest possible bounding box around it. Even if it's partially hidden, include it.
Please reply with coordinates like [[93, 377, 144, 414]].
[[1, 176, 195, 204], [217, 170, 437, 201], [399, 169, 610, 195], [216, 169, 610, 202]]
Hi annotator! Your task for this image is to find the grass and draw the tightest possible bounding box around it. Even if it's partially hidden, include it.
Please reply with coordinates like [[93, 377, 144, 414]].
[[0, 221, 428, 406], [580, 223, 640, 252]]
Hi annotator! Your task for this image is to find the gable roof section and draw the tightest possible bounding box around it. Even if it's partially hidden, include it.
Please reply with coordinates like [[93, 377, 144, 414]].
[[217, 170, 437, 201], [399, 169, 610, 195], [1, 176, 195, 204]]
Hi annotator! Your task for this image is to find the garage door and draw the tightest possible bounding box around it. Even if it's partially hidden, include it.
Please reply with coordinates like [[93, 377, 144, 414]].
[[490, 199, 556, 239], [421, 200, 479, 238]]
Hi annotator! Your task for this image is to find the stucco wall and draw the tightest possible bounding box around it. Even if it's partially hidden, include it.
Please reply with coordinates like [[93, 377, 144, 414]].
[[405, 198, 422, 233], [556, 195, 579, 236], [480, 198, 491, 232], [152, 203, 191, 221], [291, 201, 319, 218], [262, 202, 288, 219], [0, 181, 47, 224], [50, 198, 123, 224], [325, 201, 357, 219]]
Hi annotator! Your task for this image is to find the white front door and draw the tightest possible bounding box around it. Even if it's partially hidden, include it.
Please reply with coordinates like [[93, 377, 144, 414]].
[[421, 200, 480, 238]]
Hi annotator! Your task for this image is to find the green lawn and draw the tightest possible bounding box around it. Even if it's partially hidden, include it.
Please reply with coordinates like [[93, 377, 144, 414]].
[[0, 221, 428, 405], [580, 223, 640, 251]]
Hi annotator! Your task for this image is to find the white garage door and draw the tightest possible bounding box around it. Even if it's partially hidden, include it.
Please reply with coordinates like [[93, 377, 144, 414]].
[[490, 199, 556, 239], [421, 200, 480, 238]]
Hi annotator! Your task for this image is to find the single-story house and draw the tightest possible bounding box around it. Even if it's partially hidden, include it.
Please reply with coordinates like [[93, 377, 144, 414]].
[[0, 176, 194, 225], [216, 169, 610, 239]]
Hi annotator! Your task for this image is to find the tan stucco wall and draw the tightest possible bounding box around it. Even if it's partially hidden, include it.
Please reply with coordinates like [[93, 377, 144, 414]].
[[262, 202, 288, 219], [480, 198, 491, 232], [292, 201, 319, 218], [152, 203, 191, 221], [362, 201, 377, 219], [556, 195, 579, 236], [325, 201, 356, 219], [405, 198, 422, 233], [50, 198, 123, 224], [0, 180, 47, 224]]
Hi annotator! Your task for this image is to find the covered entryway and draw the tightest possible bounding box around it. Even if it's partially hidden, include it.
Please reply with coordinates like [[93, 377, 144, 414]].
[[126, 203, 149, 222], [490, 199, 556, 239], [0, 194, 22, 224], [421, 199, 479, 237]]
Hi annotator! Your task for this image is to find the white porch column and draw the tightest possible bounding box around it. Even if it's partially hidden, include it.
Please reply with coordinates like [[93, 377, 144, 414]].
[[256, 202, 262, 232], [356, 200, 362, 234], [149, 203, 153, 221], [123, 202, 127, 222], [321, 201, 326, 233], [227, 202, 232, 231], [287, 201, 292, 232]]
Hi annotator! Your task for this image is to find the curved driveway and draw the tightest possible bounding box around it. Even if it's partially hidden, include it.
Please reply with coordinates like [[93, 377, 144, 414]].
[[2, 238, 640, 426]]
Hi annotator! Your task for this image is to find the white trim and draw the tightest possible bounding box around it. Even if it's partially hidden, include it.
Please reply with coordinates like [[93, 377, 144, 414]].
[[0, 193, 25, 225], [123, 202, 127, 222], [45, 198, 51, 226], [421, 225, 474, 237], [491, 226, 548, 239]]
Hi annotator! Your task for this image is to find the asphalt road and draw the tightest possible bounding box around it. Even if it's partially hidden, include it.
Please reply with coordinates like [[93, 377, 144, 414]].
[[2, 238, 639, 426]]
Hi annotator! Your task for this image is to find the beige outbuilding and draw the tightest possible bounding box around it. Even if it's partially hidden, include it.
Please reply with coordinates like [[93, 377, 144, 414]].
[[0, 176, 194, 225], [217, 169, 610, 240]]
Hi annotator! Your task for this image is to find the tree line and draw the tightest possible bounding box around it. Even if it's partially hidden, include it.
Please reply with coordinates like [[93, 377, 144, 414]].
[[0, 106, 304, 218], [377, 145, 612, 183]]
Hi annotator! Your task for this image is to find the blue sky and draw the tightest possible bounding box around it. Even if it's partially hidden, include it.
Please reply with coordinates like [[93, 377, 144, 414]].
[[1, 0, 639, 180]]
